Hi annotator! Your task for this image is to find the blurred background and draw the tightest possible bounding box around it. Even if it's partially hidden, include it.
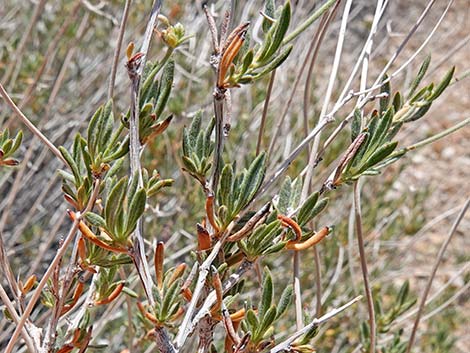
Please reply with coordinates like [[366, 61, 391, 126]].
[[1, 0, 468, 351]]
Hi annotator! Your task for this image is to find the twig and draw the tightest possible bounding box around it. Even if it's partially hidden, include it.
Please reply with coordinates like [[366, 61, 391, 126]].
[[317, 0, 440, 161], [302, 6, 337, 135], [353, 181, 376, 353], [254, 117, 333, 201], [403, 117, 470, 152], [292, 250, 303, 329], [0, 283, 37, 352], [256, 70, 276, 155], [80, 0, 118, 25], [0, 83, 67, 165], [211, 87, 226, 194], [300, 0, 353, 205], [320, 245, 345, 304], [270, 296, 362, 353], [312, 246, 322, 316], [4, 217, 80, 353], [221, 302, 240, 347], [126, 0, 163, 313], [0, 218, 20, 300], [347, 200, 359, 295], [108, 0, 132, 100], [282, 0, 338, 44], [175, 232, 232, 349], [405, 198, 470, 353], [181, 259, 253, 348]]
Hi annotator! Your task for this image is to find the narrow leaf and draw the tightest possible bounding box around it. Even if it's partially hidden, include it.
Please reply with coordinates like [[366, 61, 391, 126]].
[[263, 0, 291, 60], [155, 60, 175, 118], [125, 188, 147, 237], [84, 212, 107, 229], [408, 55, 431, 97], [276, 284, 293, 319], [259, 268, 273, 318], [297, 192, 319, 226], [428, 66, 454, 101]]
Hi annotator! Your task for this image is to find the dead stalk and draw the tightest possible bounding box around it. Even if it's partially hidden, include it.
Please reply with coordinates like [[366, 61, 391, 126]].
[[0, 283, 38, 352], [405, 198, 470, 353], [108, 0, 132, 100], [353, 181, 376, 353], [270, 296, 362, 353], [256, 70, 276, 155], [4, 218, 80, 353], [126, 0, 163, 311], [0, 84, 66, 165]]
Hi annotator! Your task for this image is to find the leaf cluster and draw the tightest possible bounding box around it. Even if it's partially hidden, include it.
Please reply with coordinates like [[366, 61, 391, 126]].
[[241, 268, 293, 350], [123, 60, 175, 144], [181, 111, 215, 184], [338, 57, 455, 185], [0, 129, 22, 166], [217, 152, 267, 227], [223, 0, 293, 87], [360, 281, 417, 353], [59, 101, 127, 209], [84, 172, 147, 246]]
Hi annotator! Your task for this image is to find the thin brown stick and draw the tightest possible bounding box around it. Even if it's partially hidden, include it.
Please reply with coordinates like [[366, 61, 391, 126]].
[[405, 198, 470, 353], [256, 70, 276, 155], [353, 181, 376, 353], [108, 0, 132, 100], [0, 283, 37, 352], [0, 84, 66, 165], [42, 179, 101, 351], [302, 3, 339, 134], [312, 246, 322, 316], [4, 217, 80, 353]]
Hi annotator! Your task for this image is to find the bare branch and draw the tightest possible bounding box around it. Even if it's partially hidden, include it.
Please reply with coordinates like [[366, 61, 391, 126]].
[[0, 83, 67, 165], [270, 296, 362, 353], [405, 198, 470, 353]]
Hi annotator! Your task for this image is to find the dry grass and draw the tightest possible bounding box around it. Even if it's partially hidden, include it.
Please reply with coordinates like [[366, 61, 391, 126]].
[[0, 0, 468, 352]]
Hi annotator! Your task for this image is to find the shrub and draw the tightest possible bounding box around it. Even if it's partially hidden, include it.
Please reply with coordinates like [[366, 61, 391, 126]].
[[1, 1, 468, 353]]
